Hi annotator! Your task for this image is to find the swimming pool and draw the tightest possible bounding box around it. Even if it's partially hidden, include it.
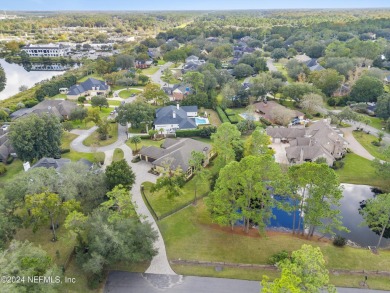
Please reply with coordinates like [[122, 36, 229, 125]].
[[195, 117, 210, 125], [240, 112, 256, 121]]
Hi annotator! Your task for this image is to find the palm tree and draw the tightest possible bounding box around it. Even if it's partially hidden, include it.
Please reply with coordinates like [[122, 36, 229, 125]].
[[130, 135, 141, 151]]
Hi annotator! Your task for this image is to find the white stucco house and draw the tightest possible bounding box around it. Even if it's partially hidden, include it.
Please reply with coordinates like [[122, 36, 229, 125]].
[[154, 104, 198, 134]]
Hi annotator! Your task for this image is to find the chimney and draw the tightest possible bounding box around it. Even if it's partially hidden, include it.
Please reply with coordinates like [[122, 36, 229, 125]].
[[173, 111, 176, 119], [176, 103, 180, 110]]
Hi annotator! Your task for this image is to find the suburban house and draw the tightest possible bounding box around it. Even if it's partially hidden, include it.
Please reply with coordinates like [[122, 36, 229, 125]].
[[10, 100, 78, 121], [0, 125, 15, 162], [305, 58, 325, 71], [22, 43, 71, 57], [138, 138, 212, 177], [163, 84, 192, 101], [148, 48, 161, 59], [135, 60, 153, 69], [182, 56, 205, 73], [154, 104, 198, 134], [266, 119, 348, 166], [254, 101, 304, 124], [333, 84, 351, 97], [66, 78, 110, 99], [384, 74, 390, 84]]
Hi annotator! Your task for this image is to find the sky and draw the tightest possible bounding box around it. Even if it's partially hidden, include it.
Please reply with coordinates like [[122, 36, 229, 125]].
[[1, 0, 390, 11]]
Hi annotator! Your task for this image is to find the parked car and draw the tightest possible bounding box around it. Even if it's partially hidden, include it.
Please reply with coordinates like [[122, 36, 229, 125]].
[[131, 93, 136, 97]]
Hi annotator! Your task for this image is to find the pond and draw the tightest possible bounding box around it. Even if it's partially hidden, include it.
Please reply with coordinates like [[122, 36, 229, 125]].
[[268, 184, 390, 248], [0, 59, 66, 100]]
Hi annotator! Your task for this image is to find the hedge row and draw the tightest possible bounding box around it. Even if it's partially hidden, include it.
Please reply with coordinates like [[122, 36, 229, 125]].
[[260, 117, 272, 126], [224, 108, 236, 116], [176, 129, 202, 137], [216, 107, 230, 123], [228, 115, 239, 124]]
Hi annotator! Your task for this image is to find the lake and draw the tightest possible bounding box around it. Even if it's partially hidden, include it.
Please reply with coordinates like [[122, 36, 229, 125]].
[[268, 184, 390, 248], [0, 59, 66, 100]]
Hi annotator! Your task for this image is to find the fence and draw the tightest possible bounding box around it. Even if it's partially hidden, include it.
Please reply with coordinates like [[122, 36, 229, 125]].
[[140, 184, 208, 221]]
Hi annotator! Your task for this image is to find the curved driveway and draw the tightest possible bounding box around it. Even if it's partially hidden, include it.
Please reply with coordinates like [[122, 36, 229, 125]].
[[70, 122, 176, 275]]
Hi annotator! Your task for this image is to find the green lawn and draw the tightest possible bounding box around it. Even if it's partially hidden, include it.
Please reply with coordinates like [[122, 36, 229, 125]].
[[366, 116, 387, 132], [52, 93, 67, 99], [143, 175, 210, 218], [78, 74, 104, 82], [157, 60, 166, 65], [83, 123, 118, 147], [335, 153, 386, 190], [126, 138, 164, 152], [108, 100, 121, 106], [206, 109, 222, 126], [161, 76, 180, 84], [273, 62, 294, 83], [141, 66, 159, 75], [119, 89, 140, 99], [0, 160, 23, 196], [352, 131, 388, 161], [159, 199, 390, 273], [70, 120, 95, 130], [113, 148, 124, 162]]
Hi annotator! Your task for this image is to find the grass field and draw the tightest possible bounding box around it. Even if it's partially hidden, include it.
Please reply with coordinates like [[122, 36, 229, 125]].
[[83, 123, 118, 147], [113, 148, 124, 162], [108, 100, 121, 106], [126, 138, 164, 152], [143, 175, 210, 218], [119, 89, 140, 99], [159, 199, 390, 276], [78, 74, 104, 82], [205, 109, 222, 126], [141, 66, 159, 75], [61, 132, 105, 162], [273, 62, 294, 83], [352, 131, 388, 161], [335, 153, 386, 190], [366, 116, 387, 132]]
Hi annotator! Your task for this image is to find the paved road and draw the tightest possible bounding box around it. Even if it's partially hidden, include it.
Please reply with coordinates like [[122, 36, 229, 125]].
[[342, 127, 376, 161], [104, 272, 390, 293], [266, 58, 278, 72], [150, 62, 173, 86], [69, 121, 176, 275]]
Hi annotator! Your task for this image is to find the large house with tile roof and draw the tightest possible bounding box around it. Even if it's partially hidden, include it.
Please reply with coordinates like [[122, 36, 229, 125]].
[[138, 138, 212, 177], [66, 78, 110, 99], [154, 104, 198, 134], [266, 119, 348, 166]]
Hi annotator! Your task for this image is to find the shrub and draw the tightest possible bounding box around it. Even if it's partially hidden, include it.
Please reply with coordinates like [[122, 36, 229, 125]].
[[199, 126, 217, 138], [332, 160, 345, 170], [78, 96, 86, 104], [0, 164, 7, 176], [333, 235, 347, 247], [267, 250, 289, 265], [327, 97, 336, 106], [228, 115, 239, 124], [176, 129, 202, 137], [24, 99, 39, 108], [60, 148, 70, 154], [371, 140, 381, 147], [62, 121, 74, 131], [223, 108, 236, 116], [260, 117, 272, 126], [216, 106, 230, 123], [6, 156, 14, 164]]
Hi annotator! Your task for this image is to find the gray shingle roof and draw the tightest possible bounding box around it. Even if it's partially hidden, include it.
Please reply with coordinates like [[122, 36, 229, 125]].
[[154, 105, 197, 129], [31, 157, 71, 170], [68, 78, 109, 96]]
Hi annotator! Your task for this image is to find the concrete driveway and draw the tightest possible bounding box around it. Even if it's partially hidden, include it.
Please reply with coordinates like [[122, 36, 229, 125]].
[[150, 62, 173, 86], [270, 142, 289, 164]]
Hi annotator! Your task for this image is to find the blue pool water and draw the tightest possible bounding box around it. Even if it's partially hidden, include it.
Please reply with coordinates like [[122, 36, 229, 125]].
[[195, 117, 209, 125]]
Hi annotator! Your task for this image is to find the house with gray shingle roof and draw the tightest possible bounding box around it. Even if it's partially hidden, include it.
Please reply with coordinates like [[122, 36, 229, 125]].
[[267, 119, 348, 166], [138, 138, 212, 177], [154, 104, 198, 134], [66, 78, 110, 99], [10, 100, 78, 121], [0, 125, 15, 162]]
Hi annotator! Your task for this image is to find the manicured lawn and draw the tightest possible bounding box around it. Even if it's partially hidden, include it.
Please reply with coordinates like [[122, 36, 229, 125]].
[[108, 100, 121, 106], [126, 138, 165, 152], [161, 76, 180, 84], [78, 74, 104, 82], [0, 160, 23, 196], [113, 148, 124, 162], [273, 62, 294, 83], [62, 150, 105, 163], [119, 89, 140, 99], [61, 132, 78, 149], [141, 66, 159, 75], [352, 131, 388, 161], [366, 116, 387, 132], [143, 175, 210, 218], [205, 109, 222, 126], [70, 120, 95, 130], [83, 123, 118, 147], [157, 60, 166, 65], [52, 93, 67, 99], [159, 199, 390, 273], [335, 153, 386, 190]]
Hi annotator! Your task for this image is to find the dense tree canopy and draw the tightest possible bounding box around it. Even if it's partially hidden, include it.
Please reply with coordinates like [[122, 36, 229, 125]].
[[116, 101, 154, 128], [9, 114, 63, 163], [350, 76, 384, 103]]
